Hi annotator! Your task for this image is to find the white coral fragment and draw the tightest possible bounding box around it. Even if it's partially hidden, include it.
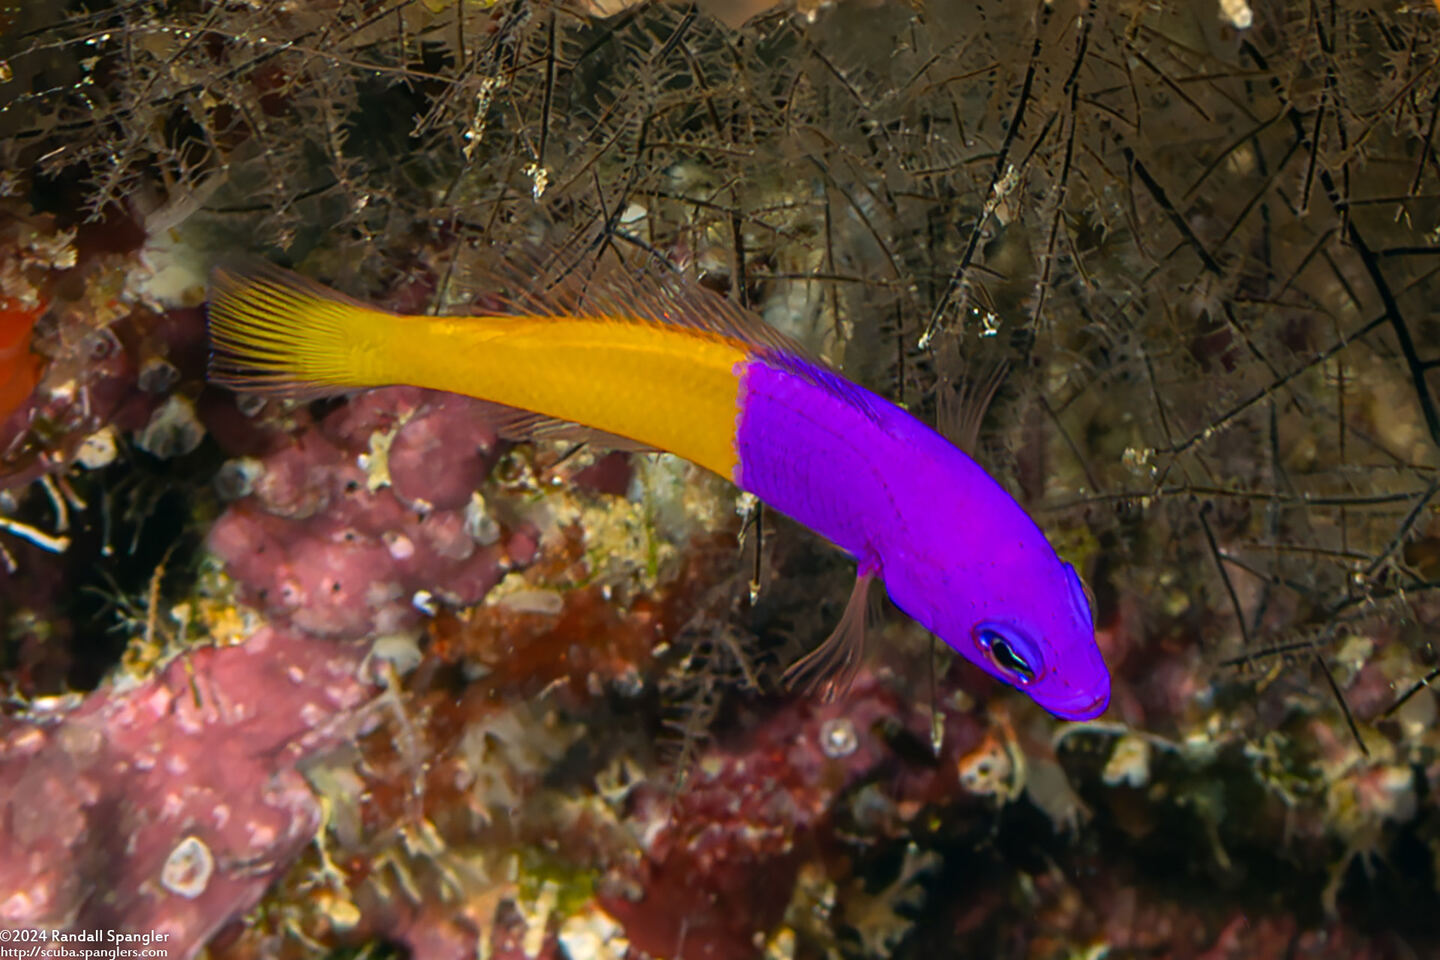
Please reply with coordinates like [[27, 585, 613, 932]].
[[161, 835, 214, 899]]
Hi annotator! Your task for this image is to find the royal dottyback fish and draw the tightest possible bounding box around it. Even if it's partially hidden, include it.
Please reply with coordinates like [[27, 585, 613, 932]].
[[206, 257, 1110, 720]]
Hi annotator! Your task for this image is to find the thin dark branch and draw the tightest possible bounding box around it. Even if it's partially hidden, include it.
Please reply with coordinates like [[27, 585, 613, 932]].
[[1199, 502, 1250, 651]]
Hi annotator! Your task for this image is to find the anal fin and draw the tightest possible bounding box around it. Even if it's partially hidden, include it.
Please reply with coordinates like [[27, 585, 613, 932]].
[[469, 400, 658, 453]]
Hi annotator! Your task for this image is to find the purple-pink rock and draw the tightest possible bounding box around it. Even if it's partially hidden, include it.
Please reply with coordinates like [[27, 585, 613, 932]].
[[0, 628, 376, 955], [205, 387, 507, 639], [389, 393, 500, 512]]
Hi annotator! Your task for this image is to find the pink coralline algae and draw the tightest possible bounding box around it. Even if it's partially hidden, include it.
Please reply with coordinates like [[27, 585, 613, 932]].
[[1016, 869, 1414, 960], [205, 386, 512, 639], [0, 627, 376, 952], [601, 671, 985, 960]]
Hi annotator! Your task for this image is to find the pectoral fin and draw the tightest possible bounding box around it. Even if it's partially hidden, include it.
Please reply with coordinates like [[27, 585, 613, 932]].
[[937, 358, 1009, 457]]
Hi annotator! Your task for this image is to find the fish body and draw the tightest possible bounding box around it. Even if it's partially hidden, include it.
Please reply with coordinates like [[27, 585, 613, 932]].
[[208, 264, 1110, 719]]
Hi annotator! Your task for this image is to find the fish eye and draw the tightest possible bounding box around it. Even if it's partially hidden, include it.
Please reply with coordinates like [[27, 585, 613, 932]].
[[975, 625, 1039, 685]]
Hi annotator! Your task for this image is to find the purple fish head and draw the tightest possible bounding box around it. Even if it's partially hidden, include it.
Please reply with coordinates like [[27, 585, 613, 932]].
[[887, 536, 1110, 720], [966, 559, 1110, 720]]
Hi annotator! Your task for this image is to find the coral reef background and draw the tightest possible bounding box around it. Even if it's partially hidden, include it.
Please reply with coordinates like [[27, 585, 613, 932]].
[[2, 0, 1440, 957]]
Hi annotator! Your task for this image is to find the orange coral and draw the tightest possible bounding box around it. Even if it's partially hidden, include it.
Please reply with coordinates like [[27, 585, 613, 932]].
[[0, 296, 43, 422]]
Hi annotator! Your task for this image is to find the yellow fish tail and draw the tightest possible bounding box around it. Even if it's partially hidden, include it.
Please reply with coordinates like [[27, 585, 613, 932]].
[[208, 268, 402, 397]]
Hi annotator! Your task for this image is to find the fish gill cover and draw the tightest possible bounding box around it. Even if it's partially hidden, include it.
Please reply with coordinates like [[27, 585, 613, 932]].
[[0, 0, 1439, 957]]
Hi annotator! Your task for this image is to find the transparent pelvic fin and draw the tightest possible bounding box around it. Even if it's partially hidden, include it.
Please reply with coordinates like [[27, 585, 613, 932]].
[[783, 566, 878, 702]]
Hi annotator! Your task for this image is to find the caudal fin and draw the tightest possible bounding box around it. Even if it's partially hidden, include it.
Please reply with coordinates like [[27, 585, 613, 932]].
[[207, 266, 392, 399]]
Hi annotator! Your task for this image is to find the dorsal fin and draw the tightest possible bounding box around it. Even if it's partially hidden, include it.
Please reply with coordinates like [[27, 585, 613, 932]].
[[756, 351, 887, 426], [450, 244, 897, 431], [447, 245, 829, 362]]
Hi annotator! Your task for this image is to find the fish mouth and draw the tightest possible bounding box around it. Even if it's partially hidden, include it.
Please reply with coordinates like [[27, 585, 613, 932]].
[[1049, 689, 1110, 721]]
